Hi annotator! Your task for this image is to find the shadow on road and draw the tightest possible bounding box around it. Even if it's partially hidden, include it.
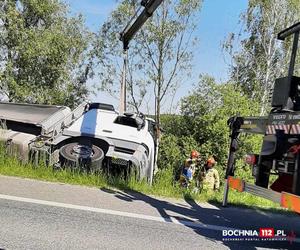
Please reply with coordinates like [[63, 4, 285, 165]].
[[100, 187, 300, 250]]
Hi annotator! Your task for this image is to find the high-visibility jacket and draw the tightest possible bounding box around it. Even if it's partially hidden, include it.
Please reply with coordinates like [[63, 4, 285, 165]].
[[199, 167, 220, 190]]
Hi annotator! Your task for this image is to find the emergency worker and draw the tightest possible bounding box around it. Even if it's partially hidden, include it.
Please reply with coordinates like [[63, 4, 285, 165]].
[[179, 150, 201, 187], [199, 157, 220, 191]]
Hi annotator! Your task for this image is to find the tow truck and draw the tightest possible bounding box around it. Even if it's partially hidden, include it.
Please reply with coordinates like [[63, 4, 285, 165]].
[[223, 22, 300, 213], [0, 0, 163, 183]]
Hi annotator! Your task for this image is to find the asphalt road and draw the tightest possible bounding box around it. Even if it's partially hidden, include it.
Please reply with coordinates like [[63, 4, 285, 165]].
[[0, 175, 299, 250]]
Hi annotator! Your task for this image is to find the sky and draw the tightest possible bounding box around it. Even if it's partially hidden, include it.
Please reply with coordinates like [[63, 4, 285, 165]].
[[65, 0, 248, 113]]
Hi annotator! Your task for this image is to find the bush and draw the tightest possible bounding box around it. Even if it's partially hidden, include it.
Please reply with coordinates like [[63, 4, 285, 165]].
[[157, 134, 182, 170], [157, 134, 200, 180], [158, 76, 262, 184]]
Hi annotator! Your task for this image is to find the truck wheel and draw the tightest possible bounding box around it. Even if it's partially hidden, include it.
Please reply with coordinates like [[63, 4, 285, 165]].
[[59, 142, 104, 172]]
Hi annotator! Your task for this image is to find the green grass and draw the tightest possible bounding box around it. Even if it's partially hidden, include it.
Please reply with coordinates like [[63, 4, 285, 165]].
[[0, 151, 291, 214]]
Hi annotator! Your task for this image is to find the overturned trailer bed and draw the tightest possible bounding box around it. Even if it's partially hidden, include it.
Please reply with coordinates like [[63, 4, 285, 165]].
[[0, 102, 158, 183], [0, 102, 73, 136]]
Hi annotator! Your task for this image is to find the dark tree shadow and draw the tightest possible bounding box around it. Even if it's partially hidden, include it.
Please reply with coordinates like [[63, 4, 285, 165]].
[[100, 187, 300, 250]]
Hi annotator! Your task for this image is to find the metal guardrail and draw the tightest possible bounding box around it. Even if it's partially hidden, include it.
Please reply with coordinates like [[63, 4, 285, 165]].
[[244, 182, 282, 204]]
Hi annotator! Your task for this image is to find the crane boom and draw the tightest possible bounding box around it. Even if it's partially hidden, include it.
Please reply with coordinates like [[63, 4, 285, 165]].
[[120, 0, 163, 50], [119, 0, 163, 113]]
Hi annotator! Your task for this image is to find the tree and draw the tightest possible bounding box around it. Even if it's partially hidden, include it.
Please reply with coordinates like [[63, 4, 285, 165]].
[[94, 0, 202, 128], [0, 0, 92, 108], [158, 75, 261, 179], [223, 0, 300, 115], [180, 75, 260, 165]]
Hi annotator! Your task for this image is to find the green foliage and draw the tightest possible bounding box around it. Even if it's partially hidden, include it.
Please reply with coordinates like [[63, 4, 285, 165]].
[[158, 75, 262, 183], [157, 134, 182, 170], [160, 114, 186, 137], [94, 0, 202, 125], [0, 146, 284, 211], [181, 75, 260, 164], [0, 1, 289, 212], [157, 134, 199, 175], [223, 0, 300, 114], [0, 0, 92, 107]]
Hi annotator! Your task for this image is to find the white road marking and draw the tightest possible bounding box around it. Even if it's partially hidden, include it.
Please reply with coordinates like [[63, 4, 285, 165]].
[[0, 193, 299, 245], [0, 193, 234, 231]]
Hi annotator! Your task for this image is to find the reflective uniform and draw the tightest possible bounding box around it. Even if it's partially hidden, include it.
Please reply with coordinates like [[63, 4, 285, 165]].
[[199, 167, 220, 190], [179, 151, 201, 188], [182, 158, 196, 181]]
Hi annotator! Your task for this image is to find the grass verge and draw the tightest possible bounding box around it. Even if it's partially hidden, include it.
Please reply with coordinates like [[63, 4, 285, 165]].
[[0, 152, 290, 214]]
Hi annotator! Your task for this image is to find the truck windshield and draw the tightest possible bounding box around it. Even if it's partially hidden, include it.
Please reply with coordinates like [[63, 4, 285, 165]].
[[114, 116, 144, 129]]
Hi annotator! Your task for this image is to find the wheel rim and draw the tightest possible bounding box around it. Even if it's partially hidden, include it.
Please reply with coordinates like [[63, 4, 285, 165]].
[[71, 145, 93, 159]]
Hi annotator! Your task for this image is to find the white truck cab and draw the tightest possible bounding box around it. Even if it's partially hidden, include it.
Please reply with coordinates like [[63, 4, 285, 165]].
[[0, 102, 158, 183]]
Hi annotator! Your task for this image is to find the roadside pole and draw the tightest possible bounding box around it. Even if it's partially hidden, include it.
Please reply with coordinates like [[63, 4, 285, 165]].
[[119, 49, 128, 114], [222, 179, 229, 206]]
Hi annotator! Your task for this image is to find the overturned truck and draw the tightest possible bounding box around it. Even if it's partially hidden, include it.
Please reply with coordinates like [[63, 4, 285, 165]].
[[0, 101, 158, 183], [0, 0, 164, 183], [223, 22, 300, 213]]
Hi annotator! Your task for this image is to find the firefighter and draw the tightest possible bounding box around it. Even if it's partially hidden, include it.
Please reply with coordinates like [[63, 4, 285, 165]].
[[198, 156, 220, 191], [179, 150, 201, 188], [189, 150, 201, 178], [190, 150, 200, 161]]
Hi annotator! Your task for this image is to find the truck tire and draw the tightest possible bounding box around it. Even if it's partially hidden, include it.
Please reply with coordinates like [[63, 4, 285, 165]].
[[59, 142, 104, 172]]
